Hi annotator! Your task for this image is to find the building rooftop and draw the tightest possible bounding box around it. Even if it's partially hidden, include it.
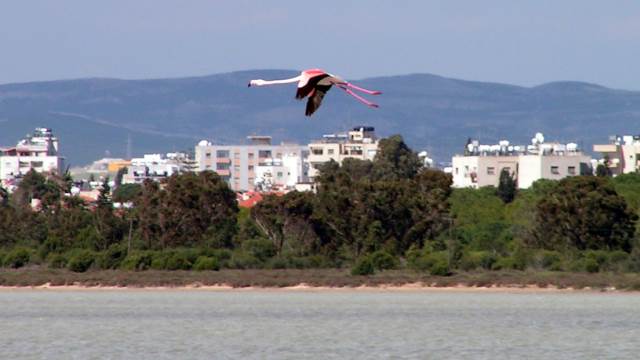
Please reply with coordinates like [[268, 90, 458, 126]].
[[458, 132, 582, 157]]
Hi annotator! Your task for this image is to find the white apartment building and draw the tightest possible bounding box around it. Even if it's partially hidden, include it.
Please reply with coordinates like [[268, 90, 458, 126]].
[[452, 133, 591, 189], [0, 128, 63, 186], [593, 135, 640, 175], [308, 126, 379, 180], [195, 136, 308, 192], [122, 152, 192, 184]]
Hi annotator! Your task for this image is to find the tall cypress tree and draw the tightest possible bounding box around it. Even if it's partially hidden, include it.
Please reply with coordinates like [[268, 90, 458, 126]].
[[497, 168, 517, 203]]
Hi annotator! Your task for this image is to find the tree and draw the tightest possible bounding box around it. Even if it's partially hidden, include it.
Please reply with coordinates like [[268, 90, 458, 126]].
[[135, 172, 238, 249], [450, 187, 510, 253], [596, 155, 612, 177], [13, 170, 61, 210], [252, 191, 317, 256], [93, 177, 124, 250], [371, 135, 422, 181], [497, 168, 517, 203], [112, 183, 142, 203], [534, 176, 637, 252]]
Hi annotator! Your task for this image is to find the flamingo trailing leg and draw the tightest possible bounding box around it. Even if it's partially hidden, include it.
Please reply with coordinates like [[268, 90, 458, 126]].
[[248, 68, 381, 116]]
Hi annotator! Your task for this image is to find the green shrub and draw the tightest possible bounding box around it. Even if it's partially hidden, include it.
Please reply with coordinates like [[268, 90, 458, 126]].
[[67, 250, 96, 272], [351, 256, 375, 276], [408, 250, 449, 273], [306, 255, 334, 269], [370, 250, 398, 271], [229, 251, 262, 269], [193, 256, 220, 271], [539, 250, 563, 270], [585, 250, 609, 266], [166, 251, 193, 271], [584, 258, 600, 273], [605, 250, 630, 272], [200, 248, 233, 261], [150, 252, 171, 270], [47, 253, 68, 269], [459, 251, 496, 271], [4, 248, 31, 269], [429, 258, 451, 276], [267, 256, 289, 269], [97, 245, 128, 269], [241, 239, 277, 262], [492, 256, 517, 271], [120, 252, 153, 271]]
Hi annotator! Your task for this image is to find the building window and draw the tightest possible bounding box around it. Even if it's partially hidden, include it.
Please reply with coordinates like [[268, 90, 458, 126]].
[[258, 150, 272, 158], [276, 152, 282, 158], [551, 166, 560, 175], [248, 165, 254, 171], [502, 167, 511, 173], [311, 148, 323, 155], [248, 152, 254, 159], [216, 162, 230, 170], [455, 167, 459, 175], [487, 167, 495, 175], [568, 166, 576, 175], [328, 149, 334, 155], [216, 150, 229, 158], [277, 172, 283, 178], [205, 152, 211, 158]]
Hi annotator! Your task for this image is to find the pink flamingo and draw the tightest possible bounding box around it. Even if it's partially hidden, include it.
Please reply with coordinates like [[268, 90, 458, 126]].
[[248, 69, 381, 116]]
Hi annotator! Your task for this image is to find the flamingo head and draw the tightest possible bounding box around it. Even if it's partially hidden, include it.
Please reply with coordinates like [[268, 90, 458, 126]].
[[248, 79, 266, 87]]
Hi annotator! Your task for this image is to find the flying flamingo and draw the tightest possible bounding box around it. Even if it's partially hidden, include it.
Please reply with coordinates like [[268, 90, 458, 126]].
[[248, 69, 381, 116]]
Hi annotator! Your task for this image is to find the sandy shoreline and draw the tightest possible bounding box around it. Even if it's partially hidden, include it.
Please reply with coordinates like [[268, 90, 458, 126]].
[[0, 282, 622, 293]]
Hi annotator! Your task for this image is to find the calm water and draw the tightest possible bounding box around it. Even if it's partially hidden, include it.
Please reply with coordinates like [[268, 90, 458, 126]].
[[0, 289, 639, 359]]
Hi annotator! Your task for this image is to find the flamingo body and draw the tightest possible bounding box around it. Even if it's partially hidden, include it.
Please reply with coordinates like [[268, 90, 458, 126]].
[[249, 69, 381, 116]]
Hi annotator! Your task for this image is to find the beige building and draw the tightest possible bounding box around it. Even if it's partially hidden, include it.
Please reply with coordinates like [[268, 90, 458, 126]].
[[195, 136, 308, 191], [452, 133, 591, 189], [593, 135, 640, 175], [308, 126, 379, 180]]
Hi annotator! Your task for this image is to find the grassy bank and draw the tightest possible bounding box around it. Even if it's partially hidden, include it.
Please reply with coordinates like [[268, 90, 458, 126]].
[[2, 267, 640, 290]]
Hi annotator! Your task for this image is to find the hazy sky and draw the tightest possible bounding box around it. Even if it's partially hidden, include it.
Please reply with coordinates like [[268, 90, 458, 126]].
[[2, 1, 640, 89]]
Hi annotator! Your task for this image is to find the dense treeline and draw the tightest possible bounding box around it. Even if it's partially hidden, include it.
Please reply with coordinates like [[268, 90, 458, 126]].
[[1, 135, 640, 276]]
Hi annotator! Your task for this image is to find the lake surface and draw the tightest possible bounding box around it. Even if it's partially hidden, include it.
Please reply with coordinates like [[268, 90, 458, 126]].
[[0, 289, 638, 359]]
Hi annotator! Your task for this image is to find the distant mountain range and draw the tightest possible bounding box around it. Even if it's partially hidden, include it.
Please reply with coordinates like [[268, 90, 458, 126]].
[[1, 69, 640, 166]]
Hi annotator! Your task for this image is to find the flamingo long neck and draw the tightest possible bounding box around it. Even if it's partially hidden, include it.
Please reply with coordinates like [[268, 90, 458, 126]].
[[261, 76, 301, 85]]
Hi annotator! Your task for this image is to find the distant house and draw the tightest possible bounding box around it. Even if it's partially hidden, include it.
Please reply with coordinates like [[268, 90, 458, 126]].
[[593, 135, 640, 175], [451, 133, 592, 189], [195, 136, 308, 192], [307, 126, 379, 181], [0, 128, 64, 190], [122, 152, 193, 184]]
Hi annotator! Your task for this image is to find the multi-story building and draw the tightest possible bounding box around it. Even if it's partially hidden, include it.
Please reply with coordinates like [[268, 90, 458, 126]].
[[195, 136, 308, 191], [307, 126, 379, 180], [0, 128, 63, 186], [451, 133, 591, 189], [122, 152, 192, 184], [593, 135, 640, 175]]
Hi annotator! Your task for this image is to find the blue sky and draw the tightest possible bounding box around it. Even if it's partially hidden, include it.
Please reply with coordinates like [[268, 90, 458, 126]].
[[2, 1, 640, 89]]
